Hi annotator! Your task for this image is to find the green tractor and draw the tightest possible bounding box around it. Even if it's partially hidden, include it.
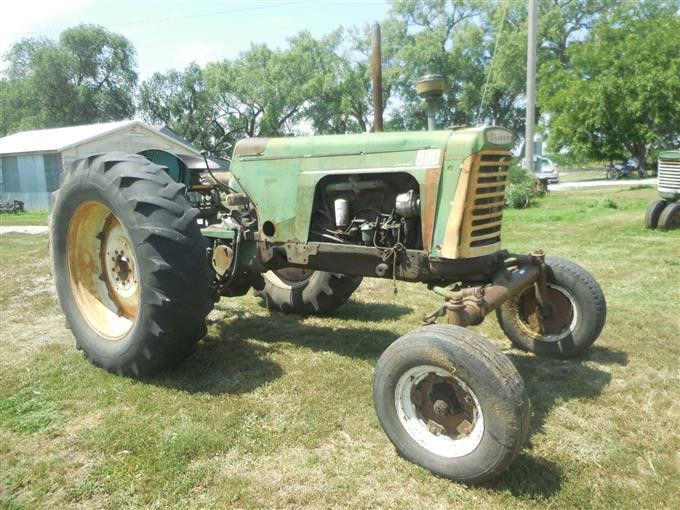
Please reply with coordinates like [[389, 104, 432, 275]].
[[50, 126, 606, 483], [645, 150, 680, 230]]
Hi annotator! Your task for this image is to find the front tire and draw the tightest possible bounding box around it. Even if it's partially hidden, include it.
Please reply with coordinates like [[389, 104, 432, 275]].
[[497, 257, 606, 358], [658, 201, 680, 230], [606, 168, 620, 180], [255, 268, 361, 315], [373, 325, 529, 483], [51, 153, 214, 377]]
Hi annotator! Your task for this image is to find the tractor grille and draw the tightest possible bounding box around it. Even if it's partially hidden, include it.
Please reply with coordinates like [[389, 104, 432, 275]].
[[658, 158, 680, 192], [459, 151, 511, 257]]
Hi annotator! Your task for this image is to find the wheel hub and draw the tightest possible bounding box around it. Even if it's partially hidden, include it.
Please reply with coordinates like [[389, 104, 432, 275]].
[[519, 284, 576, 341], [395, 365, 484, 458], [67, 201, 139, 340], [412, 374, 475, 436], [432, 399, 450, 416], [100, 216, 139, 312]]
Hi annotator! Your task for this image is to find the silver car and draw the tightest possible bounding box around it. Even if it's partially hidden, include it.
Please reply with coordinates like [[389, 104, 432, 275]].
[[534, 156, 560, 184]]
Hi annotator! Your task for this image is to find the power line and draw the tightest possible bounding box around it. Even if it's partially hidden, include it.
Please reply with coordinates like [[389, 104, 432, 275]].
[[0, 1, 305, 37]]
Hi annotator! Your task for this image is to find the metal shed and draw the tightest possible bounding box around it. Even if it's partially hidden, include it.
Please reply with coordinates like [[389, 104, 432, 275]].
[[0, 120, 201, 211]]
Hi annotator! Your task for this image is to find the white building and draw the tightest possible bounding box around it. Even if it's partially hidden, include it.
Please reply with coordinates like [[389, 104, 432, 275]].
[[0, 120, 200, 211]]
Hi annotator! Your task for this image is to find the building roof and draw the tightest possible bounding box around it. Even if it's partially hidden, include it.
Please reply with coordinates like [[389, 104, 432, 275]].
[[0, 120, 199, 156]]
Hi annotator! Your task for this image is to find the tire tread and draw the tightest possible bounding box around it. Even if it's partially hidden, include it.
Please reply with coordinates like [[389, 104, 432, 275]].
[[51, 152, 213, 377]]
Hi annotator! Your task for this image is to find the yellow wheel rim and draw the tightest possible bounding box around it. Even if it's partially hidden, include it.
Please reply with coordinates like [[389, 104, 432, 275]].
[[67, 201, 140, 340]]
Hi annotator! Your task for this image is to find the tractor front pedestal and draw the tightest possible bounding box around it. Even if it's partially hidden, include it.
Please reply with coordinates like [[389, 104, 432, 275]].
[[423, 251, 548, 328], [422, 251, 606, 360]]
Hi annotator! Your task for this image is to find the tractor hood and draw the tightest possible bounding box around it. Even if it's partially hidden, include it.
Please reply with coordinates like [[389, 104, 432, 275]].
[[233, 127, 513, 161], [659, 150, 680, 160]]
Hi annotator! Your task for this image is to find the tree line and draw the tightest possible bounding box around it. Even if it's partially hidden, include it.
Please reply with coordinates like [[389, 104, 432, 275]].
[[1, 0, 678, 167]]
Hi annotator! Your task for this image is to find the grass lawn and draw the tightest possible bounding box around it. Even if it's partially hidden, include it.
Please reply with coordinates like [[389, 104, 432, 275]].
[[558, 168, 655, 183], [0, 211, 49, 227], [558, 169, 606, 183], [1, 187, 678, 509]]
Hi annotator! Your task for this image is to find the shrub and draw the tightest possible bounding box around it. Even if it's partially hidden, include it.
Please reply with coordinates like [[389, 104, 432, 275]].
[[597, 198, 619, 209], [504, 165, 536, 209]]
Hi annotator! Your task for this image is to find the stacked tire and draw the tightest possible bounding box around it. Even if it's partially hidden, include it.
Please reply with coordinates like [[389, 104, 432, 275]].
[[645, 200, 680, 230]]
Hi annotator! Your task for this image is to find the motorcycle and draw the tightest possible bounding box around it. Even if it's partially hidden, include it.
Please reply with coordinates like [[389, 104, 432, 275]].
[[605, 159, 646, 180]]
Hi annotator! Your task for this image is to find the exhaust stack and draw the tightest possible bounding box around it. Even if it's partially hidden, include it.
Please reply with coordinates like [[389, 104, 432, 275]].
[[371, 23, 384, 132]]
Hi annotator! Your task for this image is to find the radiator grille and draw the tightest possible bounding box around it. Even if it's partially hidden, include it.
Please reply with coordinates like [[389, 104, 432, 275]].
[[460, 151, 511, 257], [658, 158, 680, 192]]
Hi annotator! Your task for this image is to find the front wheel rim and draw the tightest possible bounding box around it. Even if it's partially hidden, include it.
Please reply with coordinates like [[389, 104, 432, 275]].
[[395, 365, 484, 458], [516, 283, 578, 342], [67, 201, 140, 340]]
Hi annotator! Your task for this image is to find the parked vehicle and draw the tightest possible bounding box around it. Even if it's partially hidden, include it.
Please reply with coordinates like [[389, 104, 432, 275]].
[[605, 158, 645, 180], [645, 150, 680, 230], [534, 156, 560, 184], [50, 127, 606, 483]]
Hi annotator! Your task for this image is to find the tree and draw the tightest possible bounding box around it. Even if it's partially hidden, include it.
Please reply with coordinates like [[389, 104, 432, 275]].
[[288, 30, 372, 134], [378, 0, 533, 132], [204, 32, 357, 140], [138, 63, 233, 158], [539, 8, 680, 168], [0, 24, 137, 135], [378, 0, 628, 136], [380, 0, 482, 130]]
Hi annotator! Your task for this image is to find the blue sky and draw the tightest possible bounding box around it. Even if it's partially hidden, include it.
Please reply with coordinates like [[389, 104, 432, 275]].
[[0, 0, 392, 80]]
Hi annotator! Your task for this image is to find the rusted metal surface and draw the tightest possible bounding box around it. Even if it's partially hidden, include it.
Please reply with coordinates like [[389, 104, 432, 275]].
[[422, 256, 542, 327], [420, 167, 442, 252], [371, 23, 384, 133], [519, 284, 574, 336], [440, 150, 510, 259], [99, 213, 139, 321], [441, 154, 475, 258], [531, 250, 548, 310], [411, 373, 475, 437], [459, 151, 510, 258], [67, 201, 139, 340]]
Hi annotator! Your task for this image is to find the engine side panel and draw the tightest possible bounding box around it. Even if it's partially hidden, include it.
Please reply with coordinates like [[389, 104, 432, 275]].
[[230, 131, 452, 247], [229, 127, 513, 259]]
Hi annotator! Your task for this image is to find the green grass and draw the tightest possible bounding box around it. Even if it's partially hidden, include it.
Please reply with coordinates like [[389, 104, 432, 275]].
[[558, 168, 655, 183], [1, 187, 679, 509], [0, 211, 49, 226], [558, 169, 606, 183]]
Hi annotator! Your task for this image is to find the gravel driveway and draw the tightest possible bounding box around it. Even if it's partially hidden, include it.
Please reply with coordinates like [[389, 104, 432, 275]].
[[0, 226, 49, 234]]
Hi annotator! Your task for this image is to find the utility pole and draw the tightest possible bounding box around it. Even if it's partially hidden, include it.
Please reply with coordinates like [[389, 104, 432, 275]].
[[525, 0, 537, 172]]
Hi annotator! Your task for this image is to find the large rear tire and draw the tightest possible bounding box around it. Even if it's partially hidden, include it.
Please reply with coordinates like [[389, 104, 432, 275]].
[[496, 257, 606, 359], [255, 268, 362, 315], [658, 201, 680, 230], [373, 325, 529, 483], [51, 153, 214, 377]]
